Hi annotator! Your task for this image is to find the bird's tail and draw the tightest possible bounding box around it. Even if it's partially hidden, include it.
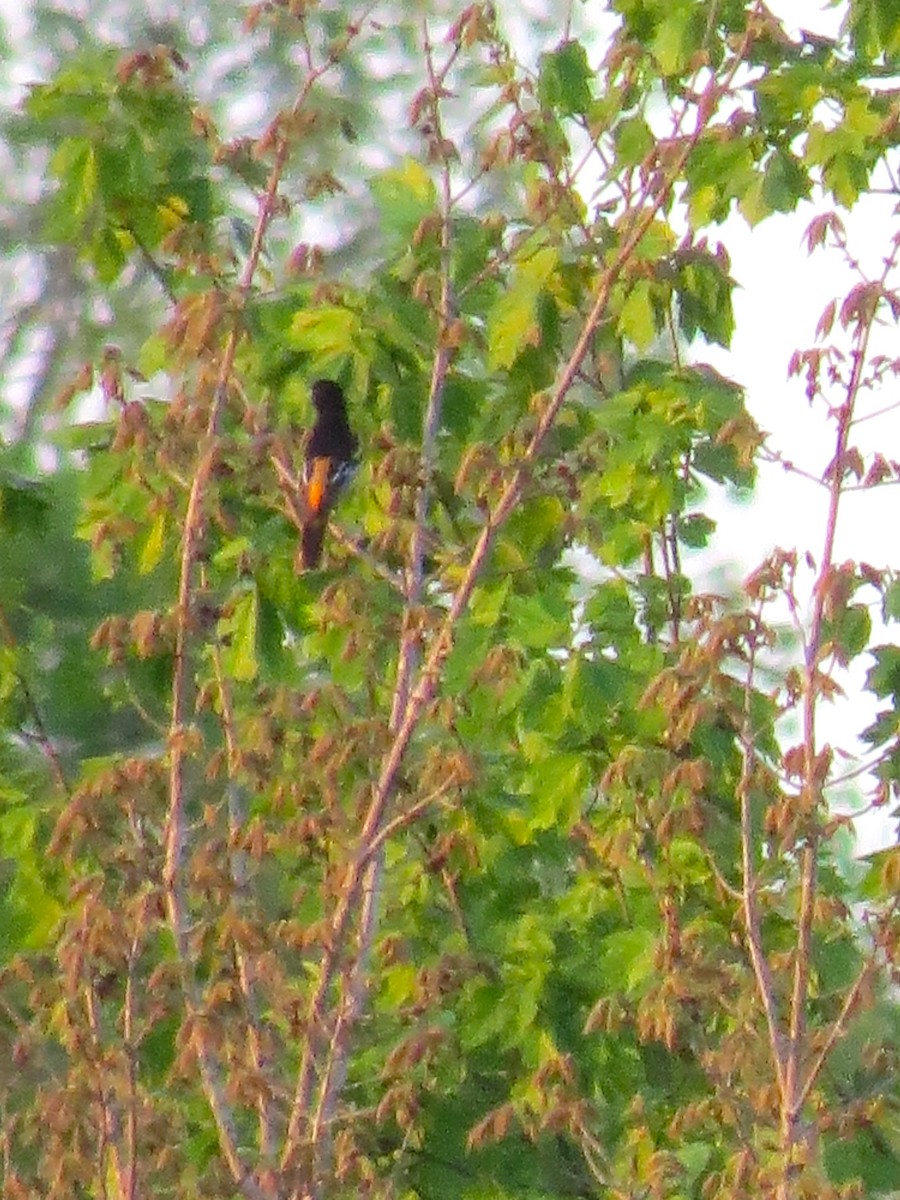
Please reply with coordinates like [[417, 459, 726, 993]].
[[300, 519, 326, 570]]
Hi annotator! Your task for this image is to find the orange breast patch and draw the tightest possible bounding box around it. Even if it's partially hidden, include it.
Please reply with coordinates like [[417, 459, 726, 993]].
[[306, 457, 331, 513]]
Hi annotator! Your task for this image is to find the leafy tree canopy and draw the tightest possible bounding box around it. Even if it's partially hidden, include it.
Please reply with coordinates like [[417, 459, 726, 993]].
[[1, 3, 899, 1199]]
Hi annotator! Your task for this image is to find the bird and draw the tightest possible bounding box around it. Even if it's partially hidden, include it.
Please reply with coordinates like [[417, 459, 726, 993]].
[[299, 379, 358, 569]]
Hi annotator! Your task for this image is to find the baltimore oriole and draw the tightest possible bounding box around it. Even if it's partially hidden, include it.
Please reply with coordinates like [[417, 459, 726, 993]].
[[299, 380, 358, 569]]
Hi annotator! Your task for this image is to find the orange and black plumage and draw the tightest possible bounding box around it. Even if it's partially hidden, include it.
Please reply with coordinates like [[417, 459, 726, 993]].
[[299, 380, 358, 569]]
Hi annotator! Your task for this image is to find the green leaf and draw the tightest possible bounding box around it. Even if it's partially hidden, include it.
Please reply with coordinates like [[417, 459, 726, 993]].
[[452, 214, 502, 294], [679, 512, 716, 549], [596, 456, 638, 508], [43, 140, 97, 242], [439, 375, 482, 439], [813, 933, 860, 996], [382, 962, 418, 1007], [599, 928, 657, 993], [139, 512, 167, 575], [220, 588, 258, 682], [0, 474, 50, 535], [618, 280, 659, 350], [859, 846, 900, 900], [138, 1015, 178, 1079], [256, 591, 288, 679], [761, 147, 811, 214], [51, 137, 98, 215], [804, 98, 882, 207], [51, 420, 114, 451], [599, 520, 646, 567], [471, 578, 511, 628], [866, 645, 900, 699], [370, 158, 436, 238], [563, 657, 627, 735], [520, 748, 592, 835], [290, 306, 362, 358], [848, 0, 900, 60], [652, 2, 705, 77], [506, 590, 571, 651], [89, 225, 129, 283], [614, 114, 654, 166], [685, 134, 757, 228], [538, 40, 592, 117], [503, 495, 567, 556], [885, 579, 900, 622], [827, 603, 871, 665], [676, 256, 735, 347], [583, 581, 641, 645], [137, 333, 171, 376], [517, 662, 563, 736], [824, 1128, 900, 1192], [487, 246, 558, 370], [676, 1142, 714, 1183]]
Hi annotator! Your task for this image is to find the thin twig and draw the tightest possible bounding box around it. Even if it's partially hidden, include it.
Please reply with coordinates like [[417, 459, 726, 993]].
[[129, 224, 179, 306], [738, 608, 787, 1097], [327, 526, 405, 591], [850, 396, 900, 426], [796, 959, 875, 1112], [359, 780, 456, 866], [759, 446, 830, 489], [704, 846, 743, 902], [0, 605, 70, 797]]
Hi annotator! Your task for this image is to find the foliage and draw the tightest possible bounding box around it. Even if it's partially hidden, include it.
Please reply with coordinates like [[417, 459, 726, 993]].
[[1, 3, 899, 1200]]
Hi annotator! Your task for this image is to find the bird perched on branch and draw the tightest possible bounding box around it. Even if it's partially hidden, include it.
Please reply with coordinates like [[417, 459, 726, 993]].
[[299, 379, 358, 569]]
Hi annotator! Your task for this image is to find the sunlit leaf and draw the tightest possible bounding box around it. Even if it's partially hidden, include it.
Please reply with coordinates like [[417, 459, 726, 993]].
[[538, 39, 592, 116]]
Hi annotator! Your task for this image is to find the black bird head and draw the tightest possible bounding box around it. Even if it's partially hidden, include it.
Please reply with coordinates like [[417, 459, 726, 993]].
[[311, 379, 347, 415]]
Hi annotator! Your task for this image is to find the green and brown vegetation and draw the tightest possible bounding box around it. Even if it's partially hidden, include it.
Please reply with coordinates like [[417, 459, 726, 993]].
[[1, 3, 898, 1198]]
